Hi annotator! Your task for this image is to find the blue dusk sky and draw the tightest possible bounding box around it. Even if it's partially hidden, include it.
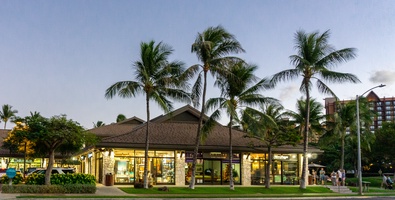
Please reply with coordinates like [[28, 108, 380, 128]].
[[1, 0, 394, 129]]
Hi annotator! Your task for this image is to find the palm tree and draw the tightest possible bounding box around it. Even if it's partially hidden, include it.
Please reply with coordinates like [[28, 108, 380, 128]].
[[270, 30, 360, 188], [205, 61, 275, 190], [185, 25, 245, 189], [0, 104, 18, 129], [93, 121, 106, 128], [241, 103, 300, 188], [327, 102, 356, 170], [286, 98, 325, 143], [105, 40, 189, 189], [116, 114, 126, 122]]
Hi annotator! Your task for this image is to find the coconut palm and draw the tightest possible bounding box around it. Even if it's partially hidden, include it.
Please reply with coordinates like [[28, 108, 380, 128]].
[[0, 104, 18, 129], [105, 40, 189, 189], [286, 98, 326, 143], [116, 114, 126, 122], [241, 103, 300, 188], [205, 61, 275, 190], [185, 25, 245, 189], [327, 102, 356, 170], [270, 29, 360, 188]]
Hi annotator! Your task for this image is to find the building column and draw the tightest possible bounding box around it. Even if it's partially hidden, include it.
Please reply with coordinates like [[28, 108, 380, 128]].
[[102, 149, 115, 185], [175, 152, 186, 186], [241, 153, 251, 186]]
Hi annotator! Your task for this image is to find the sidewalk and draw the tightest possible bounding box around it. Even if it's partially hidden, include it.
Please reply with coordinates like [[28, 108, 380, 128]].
[[1, 184, 395, 200]]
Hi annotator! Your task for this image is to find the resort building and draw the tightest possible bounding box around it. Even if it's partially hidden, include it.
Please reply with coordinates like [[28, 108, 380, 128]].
[[325, 91, 395, 133], [77, 105, 321, 186]]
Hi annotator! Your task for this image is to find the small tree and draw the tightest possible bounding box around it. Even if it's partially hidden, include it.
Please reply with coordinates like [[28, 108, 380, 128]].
[[26, 115, 96, 185]]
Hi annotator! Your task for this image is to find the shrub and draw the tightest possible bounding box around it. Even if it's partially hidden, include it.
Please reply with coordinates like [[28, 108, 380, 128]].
[[1, 184, 96, 193], [0, 174, 23, 185], [25, 173, 95, 185]]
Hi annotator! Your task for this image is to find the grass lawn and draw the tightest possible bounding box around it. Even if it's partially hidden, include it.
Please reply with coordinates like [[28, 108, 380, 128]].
[[347, 176, 383, 187]]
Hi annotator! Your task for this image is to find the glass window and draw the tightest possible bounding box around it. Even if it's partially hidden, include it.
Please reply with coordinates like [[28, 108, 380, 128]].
[[251, 159, 266, 185], [155, 151, 174, 157], [386, 101, 391, 105], [377, 107, 382, 111], [114, 158, 135, 183], [152, 158, 174, 184], [378, 111, 382, 115], [386, 111, 392, 115], [370, 126, 375, 130], [378, 116, 382, 120], [377, 102, 382, 106], [387, 116, 392, 120], [378, 121, 382, 125], [386, 106, 391, 110], [135, 150, 154, 157]]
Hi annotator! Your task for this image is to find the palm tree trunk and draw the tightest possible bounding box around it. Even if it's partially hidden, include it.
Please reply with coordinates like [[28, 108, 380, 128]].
[[189, 69, 208, 189], [229, 115, 234, 190], [143, 95, 150, 189], [265, 145, 272, 188], [341, 133, 345, 170], [23, 142, 27, 179], [300, 84, 310, 189]]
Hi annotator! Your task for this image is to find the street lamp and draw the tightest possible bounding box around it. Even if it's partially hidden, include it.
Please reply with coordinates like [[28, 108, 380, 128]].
[[356, 84, 385, 195]]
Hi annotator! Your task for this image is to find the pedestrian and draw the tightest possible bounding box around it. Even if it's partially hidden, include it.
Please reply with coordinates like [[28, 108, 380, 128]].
[[331, 171, 337, 186], [337, 169, 343, 186], [341, 169, 346, 186], [319, 168, 326, 185]]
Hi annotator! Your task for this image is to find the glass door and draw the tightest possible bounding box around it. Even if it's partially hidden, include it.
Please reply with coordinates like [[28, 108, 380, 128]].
[[203, 160, 221, 184]]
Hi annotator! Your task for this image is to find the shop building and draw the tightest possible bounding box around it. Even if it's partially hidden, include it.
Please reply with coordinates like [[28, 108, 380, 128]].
[[77, 105, 321, 186]]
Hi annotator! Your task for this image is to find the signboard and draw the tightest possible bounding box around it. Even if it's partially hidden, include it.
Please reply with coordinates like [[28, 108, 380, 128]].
[[6, 168, 16, 179]]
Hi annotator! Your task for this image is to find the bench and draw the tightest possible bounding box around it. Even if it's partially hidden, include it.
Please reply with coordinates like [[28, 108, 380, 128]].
[[362, 181, 371, 192]]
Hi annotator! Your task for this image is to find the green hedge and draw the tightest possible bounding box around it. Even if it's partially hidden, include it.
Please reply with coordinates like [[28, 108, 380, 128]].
[[25, 173, 96, 185], [0, 174, 23, 185], [1, 184, 96, 193]]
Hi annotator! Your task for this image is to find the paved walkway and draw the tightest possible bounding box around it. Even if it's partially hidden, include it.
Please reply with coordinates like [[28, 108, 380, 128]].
[[1, 184, 395, 200]]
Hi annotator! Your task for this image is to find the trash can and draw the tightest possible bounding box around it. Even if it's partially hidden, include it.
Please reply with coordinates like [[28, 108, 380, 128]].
[[105, 173, 114, 186], [308, 175, 313, 185]]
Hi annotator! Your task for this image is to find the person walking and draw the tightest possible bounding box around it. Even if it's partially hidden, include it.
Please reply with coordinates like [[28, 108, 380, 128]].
[[319, 168, 326, 185]]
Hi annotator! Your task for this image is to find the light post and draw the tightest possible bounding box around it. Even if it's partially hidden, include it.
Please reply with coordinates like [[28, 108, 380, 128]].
[[356, 84, 385, 195]]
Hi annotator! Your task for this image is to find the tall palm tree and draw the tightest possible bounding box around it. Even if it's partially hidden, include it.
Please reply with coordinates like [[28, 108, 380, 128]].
[[185, 25, 245, 189], [116, 114, 126, 122], [327, 102, 356, 170], [105, 40, 189, 189], [270, 30, 360, 188], [205, 61, 275, 190], [241, 103, 300, 188], [0, 104, 18, 129]]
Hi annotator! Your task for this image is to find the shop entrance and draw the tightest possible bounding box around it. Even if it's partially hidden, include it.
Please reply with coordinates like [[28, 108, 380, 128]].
[[203, 160, 221, 184]]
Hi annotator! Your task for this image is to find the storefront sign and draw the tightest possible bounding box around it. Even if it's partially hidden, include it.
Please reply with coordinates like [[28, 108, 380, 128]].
[[273, 155, 290, 160]]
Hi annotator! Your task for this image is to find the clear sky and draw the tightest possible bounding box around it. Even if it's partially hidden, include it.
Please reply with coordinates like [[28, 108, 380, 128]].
[[1, 0, 394, 129]]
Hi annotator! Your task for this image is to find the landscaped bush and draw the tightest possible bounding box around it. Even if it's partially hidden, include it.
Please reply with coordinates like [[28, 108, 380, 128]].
[[1, 184, 96, 193], [25, 173, 95, 185], [0, 174, 23, 185]]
